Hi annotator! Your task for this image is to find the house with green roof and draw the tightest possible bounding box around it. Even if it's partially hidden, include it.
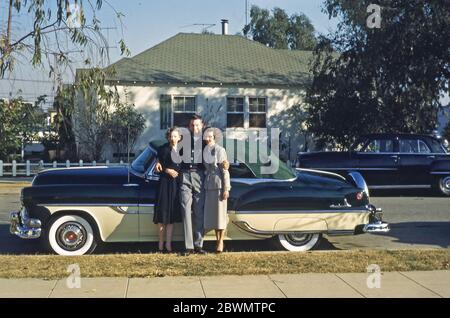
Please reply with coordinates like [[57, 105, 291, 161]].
[[75, 28, 313, 162]]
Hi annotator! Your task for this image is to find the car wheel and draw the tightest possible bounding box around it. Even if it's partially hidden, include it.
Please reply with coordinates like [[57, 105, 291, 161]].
[[275, 233, 321, 252], [46, 215, 97, 256], [438, 176, 450, 196]]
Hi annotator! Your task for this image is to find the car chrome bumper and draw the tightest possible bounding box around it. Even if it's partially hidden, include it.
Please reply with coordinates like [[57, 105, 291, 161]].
[[363, 221, 390, 233], [10, 210, 42, 239], [363, 204, 390, 233]]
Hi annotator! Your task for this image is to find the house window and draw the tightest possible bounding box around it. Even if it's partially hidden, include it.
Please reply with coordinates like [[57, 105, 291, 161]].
[[249, 97, 267, 128], [173, 96, 196, 127], [227, 97, 244, 128], [160, 95, 172, 129]]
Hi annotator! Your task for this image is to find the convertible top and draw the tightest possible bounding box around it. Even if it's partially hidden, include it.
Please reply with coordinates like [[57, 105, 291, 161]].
[[149, 138, 296, 180]]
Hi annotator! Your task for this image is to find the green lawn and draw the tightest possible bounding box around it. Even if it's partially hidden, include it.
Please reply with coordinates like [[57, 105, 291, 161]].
[[1, 249, 449, 279]]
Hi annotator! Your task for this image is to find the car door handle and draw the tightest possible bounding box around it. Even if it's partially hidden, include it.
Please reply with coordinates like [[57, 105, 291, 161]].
[[390, 155, 399, 162], [427, 156, 436, 159], [123, 183, 139, 187]]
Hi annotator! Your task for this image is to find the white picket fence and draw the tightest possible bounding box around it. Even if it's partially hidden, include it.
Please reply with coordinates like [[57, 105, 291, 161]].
[[0, 160, 128, 177]]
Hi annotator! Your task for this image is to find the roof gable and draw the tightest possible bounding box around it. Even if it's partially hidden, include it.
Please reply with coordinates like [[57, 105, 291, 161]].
[[105, 33, 312, 87]]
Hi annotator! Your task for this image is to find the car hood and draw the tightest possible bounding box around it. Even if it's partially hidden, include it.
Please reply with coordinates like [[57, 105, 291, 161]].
[[32, 166, 140, 186]]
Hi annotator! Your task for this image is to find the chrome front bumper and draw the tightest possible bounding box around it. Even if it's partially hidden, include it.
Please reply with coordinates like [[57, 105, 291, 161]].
[[363, 204, 390, 234], [10, 209, 42, 239]]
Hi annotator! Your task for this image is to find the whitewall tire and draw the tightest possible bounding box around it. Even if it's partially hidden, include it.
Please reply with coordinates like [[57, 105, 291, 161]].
[[276, 233, 321, 252], [47, 215, 97, 256]]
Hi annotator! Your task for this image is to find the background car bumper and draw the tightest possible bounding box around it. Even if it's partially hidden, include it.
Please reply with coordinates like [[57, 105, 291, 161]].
[[10, 210, 42, 239]]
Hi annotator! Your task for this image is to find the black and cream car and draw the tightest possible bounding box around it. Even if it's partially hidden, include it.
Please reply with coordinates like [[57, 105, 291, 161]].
[[10, 141, 389, 255]]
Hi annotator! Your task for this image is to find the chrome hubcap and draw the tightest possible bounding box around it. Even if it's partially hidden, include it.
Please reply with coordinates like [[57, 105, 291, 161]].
[[56, 223, 86, 251], [285, 233, 313, 246]]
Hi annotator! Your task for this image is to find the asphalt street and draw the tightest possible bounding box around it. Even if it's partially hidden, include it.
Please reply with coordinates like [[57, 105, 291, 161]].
[[0, 185, 449, 254]]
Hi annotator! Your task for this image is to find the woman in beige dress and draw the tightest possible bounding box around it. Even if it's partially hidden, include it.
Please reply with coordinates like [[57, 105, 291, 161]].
[[203, 128, 231, 253]]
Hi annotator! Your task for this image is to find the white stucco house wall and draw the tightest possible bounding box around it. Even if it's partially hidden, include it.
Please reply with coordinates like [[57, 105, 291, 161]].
[[75, 30, 313, 162]]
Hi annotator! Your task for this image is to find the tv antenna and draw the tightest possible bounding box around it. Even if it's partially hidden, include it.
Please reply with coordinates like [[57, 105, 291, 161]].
[[180, 23, 216, 33]]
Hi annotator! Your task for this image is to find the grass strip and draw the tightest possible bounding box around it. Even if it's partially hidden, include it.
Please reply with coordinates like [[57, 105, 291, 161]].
[[0, 249, 448, 279]]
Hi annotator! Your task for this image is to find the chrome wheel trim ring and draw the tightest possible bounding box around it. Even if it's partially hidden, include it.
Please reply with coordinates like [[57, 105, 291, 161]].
[[278, 233, 321, 252]]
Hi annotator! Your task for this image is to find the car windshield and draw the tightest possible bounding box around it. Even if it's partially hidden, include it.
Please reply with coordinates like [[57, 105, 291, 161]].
[[131, 147, 156, 174]]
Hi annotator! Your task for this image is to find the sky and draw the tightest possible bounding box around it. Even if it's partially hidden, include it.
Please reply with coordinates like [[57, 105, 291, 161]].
[[103, 0, 338, 62], [0, 0, 338, 107], [0, 0, 447, 116]]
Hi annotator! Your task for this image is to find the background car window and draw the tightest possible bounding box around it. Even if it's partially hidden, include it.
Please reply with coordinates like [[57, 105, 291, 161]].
[[361, 139, 393, 153], [418, 140, 431, 153], [352, 138, 369, 152], [400, 139, 431, 153], [427, 138, 447, 154], [229, 162, 256, 178]]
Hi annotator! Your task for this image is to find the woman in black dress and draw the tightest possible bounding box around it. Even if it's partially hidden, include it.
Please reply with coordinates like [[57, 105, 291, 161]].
[[154, 127, 182, 252]]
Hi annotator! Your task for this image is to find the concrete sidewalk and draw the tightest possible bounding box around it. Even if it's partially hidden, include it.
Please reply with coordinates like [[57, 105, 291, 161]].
[[0, 271, 448, 298]]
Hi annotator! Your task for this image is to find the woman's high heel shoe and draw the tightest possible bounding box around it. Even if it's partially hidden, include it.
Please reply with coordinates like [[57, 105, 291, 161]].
[[165, 243, 173, 254]]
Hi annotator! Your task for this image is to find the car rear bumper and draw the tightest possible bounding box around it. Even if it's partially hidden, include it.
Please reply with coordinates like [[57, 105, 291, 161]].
[[10, 209, 42, 239], [362, 204, 390, 234]]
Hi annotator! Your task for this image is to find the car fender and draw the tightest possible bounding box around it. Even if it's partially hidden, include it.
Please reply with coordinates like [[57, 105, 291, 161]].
[[273, 217, 328, 233], [430, 160, 450, 173]]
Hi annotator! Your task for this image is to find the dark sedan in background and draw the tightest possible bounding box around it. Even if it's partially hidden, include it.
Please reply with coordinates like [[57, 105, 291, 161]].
[[297, 134, 450, 196]]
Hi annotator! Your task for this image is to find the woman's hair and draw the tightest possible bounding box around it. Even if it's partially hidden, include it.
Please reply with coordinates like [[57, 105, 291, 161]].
[[204, 126, 223, 141], [166, 126, 181, 140]]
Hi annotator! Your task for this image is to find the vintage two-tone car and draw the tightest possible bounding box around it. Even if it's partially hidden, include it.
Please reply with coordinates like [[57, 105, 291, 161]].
[[10, 140, 389, 256], [297, 133, 450, 196]]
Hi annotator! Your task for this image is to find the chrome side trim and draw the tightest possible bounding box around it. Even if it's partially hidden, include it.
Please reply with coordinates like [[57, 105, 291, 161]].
[[315, 168, 398, 171], [38, 203, 155, 207], [38, 203, 141, 207], [110, 206, 139, 214], [326, 230, 356, 236], [36, 203, 151, 215], [236, 208, 369, 214], [430, 172, 450, 175], [232, 221, 324, 236], [296, 168, 346, 180], [330, 199, 352, 209], [231, 177, 296, 185], [369, 185, 432, 189]]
